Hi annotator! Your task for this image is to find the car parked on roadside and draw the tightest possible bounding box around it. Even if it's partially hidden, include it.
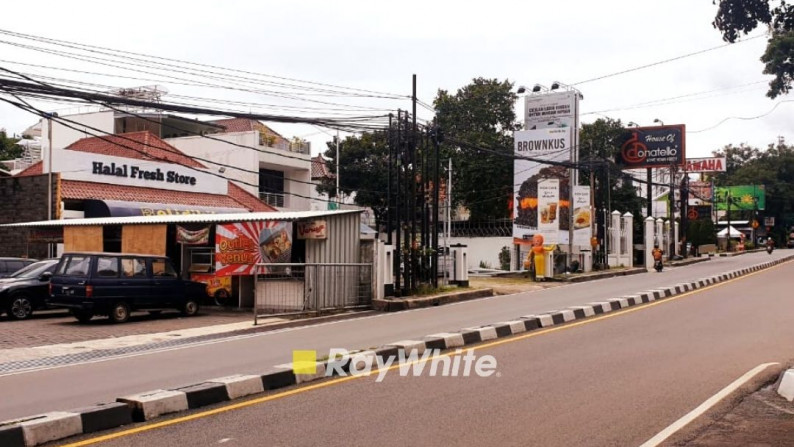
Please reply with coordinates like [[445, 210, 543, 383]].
[[0, 257, 37, 278], [0, 259, 59, 320], [48, 252, 205, 324]]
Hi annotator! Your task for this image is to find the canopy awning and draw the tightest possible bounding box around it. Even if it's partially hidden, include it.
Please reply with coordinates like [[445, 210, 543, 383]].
[[716, 225, 744, 238]]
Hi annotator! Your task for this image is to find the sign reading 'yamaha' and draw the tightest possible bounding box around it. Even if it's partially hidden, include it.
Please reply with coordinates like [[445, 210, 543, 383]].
[[616, 125, 685, 169]]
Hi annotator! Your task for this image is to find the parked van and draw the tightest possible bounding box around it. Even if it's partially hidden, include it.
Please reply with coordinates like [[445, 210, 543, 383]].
[[49, 252, 205, 323]]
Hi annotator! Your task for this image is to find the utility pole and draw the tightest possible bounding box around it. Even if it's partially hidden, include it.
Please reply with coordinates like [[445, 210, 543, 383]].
[[669, 164, 676, 258], [335, 129, 340, 206], [387, 113, 393, 245], [395, 110, 402, 295], [432, 125, 441, 287], [445, 158, 452, 285], [726, 189, 731, 252]]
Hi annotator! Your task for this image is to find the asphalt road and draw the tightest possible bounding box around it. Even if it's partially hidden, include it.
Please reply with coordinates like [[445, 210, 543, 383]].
[[0, 251, 790, 422], [69, 253, 794, 447]]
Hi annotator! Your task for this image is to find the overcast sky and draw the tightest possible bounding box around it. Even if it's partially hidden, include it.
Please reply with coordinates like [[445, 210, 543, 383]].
[[0, 0, 786, 158]]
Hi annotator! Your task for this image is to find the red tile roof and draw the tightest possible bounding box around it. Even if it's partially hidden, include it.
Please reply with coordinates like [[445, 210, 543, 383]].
[[210, 118, 289, 146], [61, 180, 275, 212], [311, 154, 334, 180], [65, 132, 206, 169], [15, 161, 43, 177]]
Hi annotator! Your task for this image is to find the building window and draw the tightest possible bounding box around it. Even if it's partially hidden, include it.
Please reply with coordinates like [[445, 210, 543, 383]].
[[259, 168, 285, 207]]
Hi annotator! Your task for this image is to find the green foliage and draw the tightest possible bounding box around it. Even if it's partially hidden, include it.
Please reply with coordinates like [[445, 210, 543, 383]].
[[434, 78, 520, 220], [686, 219, 717, 249], [712, 141, 794, 240], [579, 118, 645, 243], [712, 1, 794, 98], [498, 246, 511, 271], [0, 130, 22, 161], [319, 131, 389, 229]]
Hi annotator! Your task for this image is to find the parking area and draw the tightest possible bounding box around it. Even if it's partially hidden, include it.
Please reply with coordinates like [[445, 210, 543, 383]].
[[0, 308, 253, 350]]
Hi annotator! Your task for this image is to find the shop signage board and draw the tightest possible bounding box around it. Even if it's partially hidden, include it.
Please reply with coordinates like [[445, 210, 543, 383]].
[[57, 151, 228, 195], [297, 219, 327, 239], [215, 221, 293, 276], [685, 157, 726, 173], [616, 125, 686, 169]]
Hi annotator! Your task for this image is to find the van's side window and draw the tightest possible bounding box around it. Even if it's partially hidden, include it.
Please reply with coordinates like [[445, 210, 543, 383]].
[[152, 259, 178, 278], [60, 256, 91, 276], [95, 257, 119, 278], [121, 258, 147, 278]]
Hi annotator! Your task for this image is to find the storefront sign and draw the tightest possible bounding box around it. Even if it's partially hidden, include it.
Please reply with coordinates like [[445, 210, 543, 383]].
[[617, 125, 686, 169], [215, 221, 293, 276], [685, 157, 726, 173], [572, 186, 592, 246], [297, 220, 327, 239], [58, 151, 228, 195]]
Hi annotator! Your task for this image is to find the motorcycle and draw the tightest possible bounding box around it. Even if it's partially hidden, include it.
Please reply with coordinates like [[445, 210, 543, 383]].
[[654, 259, 663, 272], [767, 245, 774, 254]]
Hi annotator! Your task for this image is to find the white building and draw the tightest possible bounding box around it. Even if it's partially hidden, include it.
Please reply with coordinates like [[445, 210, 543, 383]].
[[38, 109, 313, 211]]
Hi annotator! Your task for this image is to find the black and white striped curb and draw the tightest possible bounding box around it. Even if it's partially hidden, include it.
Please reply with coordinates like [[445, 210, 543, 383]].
[[2, 255, 791, 447]]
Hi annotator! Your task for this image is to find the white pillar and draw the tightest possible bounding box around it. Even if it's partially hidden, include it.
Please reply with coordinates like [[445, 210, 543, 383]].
[[644, 217, 655, 271], [663, 220, 671, 260], [655, 218, 664, 251], [674, 221, 680, 258], [623, 212, 633, 267]]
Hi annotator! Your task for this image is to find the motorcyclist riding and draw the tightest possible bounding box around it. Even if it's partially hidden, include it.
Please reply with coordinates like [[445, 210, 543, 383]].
[[766, 237, 775, 254], [651, 244, 664, 272]]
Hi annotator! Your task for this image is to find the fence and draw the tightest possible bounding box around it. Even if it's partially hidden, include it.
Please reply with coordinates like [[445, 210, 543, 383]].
[[253, 263, 373, 322]]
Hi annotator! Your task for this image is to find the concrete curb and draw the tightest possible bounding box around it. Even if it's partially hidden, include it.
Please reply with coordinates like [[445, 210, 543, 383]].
[[2, 254, 792, 447], [372, 288, 494, 312]]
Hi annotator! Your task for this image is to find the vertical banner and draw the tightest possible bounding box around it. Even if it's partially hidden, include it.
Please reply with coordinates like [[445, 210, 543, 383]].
[[537, 179, 560, 244], [572, 186, 592, 246], [513, 128, 572, 243], [215, 221, 293, 276]]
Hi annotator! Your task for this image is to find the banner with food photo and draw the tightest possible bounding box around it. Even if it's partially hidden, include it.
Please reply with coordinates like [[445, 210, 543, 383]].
[[572, 186, 592, 246], [513, 128, 572, 244], [215, 221, 293, 276], [176, 225, 210, 245], [537, 179, 560, 244]]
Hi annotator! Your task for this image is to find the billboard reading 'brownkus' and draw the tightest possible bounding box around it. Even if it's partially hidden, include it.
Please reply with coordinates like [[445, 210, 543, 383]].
[[616, 125, 685, 169]]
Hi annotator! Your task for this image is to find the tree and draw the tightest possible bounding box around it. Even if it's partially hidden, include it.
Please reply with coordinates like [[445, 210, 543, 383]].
[[433, 78, 520, 221], [579, 118, 646, 243], [317, 131, 390, 229], [713, 0, 794, 98], [0, 130, 22, 160]]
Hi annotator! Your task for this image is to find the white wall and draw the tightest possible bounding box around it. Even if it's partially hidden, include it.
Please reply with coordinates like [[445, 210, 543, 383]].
[[447, 237, 514, 270], [167, 132, 259, 196], [42, 111, 115, 173]]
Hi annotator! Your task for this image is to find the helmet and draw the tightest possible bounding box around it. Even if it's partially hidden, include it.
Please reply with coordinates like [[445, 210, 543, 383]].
[[653, 244, 659, 248]]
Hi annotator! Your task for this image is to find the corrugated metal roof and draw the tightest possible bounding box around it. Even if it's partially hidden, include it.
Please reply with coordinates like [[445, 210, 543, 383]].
[[1, 209, 362, 228]]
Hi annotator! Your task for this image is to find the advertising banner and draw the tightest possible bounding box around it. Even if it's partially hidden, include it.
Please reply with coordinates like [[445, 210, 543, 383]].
[[688, 181, 713, 202], [714, 185, 766, 211], [176, 225, 210, 245], [572, 186, 592, 246], [537, 179, 560, 244], [513, 128, 572, 244], [687, 205, 712, 221], [685, 157, 726, 173], [617, 125, 686, 169], [297, 220, 327, 239], [190, 273, 232, 298], [215, 221, 293, 276], [524, 91, 576, 130]]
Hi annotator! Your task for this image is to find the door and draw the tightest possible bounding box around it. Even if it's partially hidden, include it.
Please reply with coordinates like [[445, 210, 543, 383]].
[[151, 258, 183, 306], [119, 257, 153, 308], [52, 254, 92, 305]]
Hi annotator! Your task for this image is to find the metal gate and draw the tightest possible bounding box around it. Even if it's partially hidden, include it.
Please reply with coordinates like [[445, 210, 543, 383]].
[[253, 263, 373, 323]]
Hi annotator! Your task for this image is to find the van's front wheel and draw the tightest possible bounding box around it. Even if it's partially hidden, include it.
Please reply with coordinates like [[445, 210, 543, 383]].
[[181, 299, 199, 316], [109, 302, 130, 323]]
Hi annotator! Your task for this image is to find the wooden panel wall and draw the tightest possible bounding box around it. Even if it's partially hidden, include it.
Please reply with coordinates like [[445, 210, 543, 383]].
[[63, 226, 103, 252], [122, 225, 167, 255]]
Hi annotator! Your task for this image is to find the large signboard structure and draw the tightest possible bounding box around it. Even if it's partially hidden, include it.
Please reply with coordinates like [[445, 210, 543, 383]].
[[514, 89, 584, 247], [616, 125, 686, 169], [714, 185, 765, 211]]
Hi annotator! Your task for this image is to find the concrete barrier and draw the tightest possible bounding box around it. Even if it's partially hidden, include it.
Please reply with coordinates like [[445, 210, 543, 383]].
[[117, 389, 188, 422]]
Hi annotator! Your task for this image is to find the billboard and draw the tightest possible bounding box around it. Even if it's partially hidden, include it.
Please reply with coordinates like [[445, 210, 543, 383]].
[[513, 128, 572, 244], [524, 90, 577, 130], [714, 185, 765, 211], [688, 181, 713, 202], [572, 186, 592, 246], [215, 221, 293, 276], [616, 125, 686, 169], [537, 179, 560, 244]]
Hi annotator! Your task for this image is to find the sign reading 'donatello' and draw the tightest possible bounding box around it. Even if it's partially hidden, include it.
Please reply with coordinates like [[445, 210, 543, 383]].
[[56, 151, 228, 195], [616, 125, 686, 169], [685, 157, 726, 173]]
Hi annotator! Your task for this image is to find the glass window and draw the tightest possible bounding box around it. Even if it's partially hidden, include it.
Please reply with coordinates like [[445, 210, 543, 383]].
[[121, 258, 147, 278], [61, 256, 90, 276], [7, 261, 24, 273], [152, 259, 177, 278], [95, 257, 119, 277]]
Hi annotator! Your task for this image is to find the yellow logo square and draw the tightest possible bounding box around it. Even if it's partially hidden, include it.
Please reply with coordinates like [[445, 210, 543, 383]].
[[292, 350, 317, 375]]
